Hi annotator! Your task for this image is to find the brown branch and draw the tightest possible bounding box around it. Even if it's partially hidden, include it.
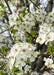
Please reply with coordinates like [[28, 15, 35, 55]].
[[30, 0, 40, 7], [46, 0, 53, 12], [4, 0, 12, 14], [37, 52, 51, 57], [0, 25, 15, 34]]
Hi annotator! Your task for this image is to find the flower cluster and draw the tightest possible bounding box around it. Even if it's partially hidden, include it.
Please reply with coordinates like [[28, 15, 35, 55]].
[[36, 12, 54, 45], [9, 8, 35, 33], [36, 23, 54, 44], [6, 42, 39, 72], [8, 7, 47, 34]]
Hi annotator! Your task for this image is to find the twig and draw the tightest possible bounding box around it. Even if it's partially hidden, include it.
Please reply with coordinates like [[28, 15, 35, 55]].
[[4, 0, 12, 14], [37, 52, 51, 57], [0, 25, 15, 34], [30, 0, 40, 7]]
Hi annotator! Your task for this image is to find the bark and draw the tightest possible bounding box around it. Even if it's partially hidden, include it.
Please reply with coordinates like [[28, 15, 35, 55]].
[[46, 0, 53, 12]]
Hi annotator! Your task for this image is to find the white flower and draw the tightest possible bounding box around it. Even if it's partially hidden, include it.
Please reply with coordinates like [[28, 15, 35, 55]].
[[15, 54, 26, 70], [35, 7, 46, 22], [39, 23, 51, 34], [36, 34, 46, 44], [45, 32, 54, 44], [9, 13, 18, 26], [46, 12, 54, 23], [44, 57, 54, 68]]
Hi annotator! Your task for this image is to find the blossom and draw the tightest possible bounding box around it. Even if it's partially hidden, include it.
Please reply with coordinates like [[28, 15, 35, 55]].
[[35, 7, 46, 22], [39, 23, 51, 34], [44, 57, 54, 69], [45, 32, 54, 44], [46, 12, 54, 23], [9, 13, 18, 26], [36, 34, 46, 44]]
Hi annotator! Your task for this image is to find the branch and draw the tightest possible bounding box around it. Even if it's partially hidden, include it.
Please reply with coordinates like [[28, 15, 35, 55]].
[[4, 0, 12, 14], [0, 25, 15, 34], [30, 0, 40, 7], [46, 0, 53, 12], [37, 52, 51, 57]]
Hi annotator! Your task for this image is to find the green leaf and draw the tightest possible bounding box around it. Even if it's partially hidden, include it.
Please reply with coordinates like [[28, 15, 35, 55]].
[[0, 70, 3, 73], [25, 33, 29, 38], [39, 21, 42, 24], [47, 41, 54, 58], [31, 26, 34, 29], [16, 18, 18, 21], [10, 28, 17, 34], [46, 12, 49, 16], [1, 46, 5, 56], [0, 73, 8, 75], [12, 66, 19, 72], [16, 70, 21, 73], [13, 39, 17, 43], [30, 31, 36, 35], [23, 7, 26, 17], [0, 3, 4, 8], [2, 73, 8, 75], [13, 29, 17, 34], [28, 37, 32, 43], [27, 60, 31, 64]]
